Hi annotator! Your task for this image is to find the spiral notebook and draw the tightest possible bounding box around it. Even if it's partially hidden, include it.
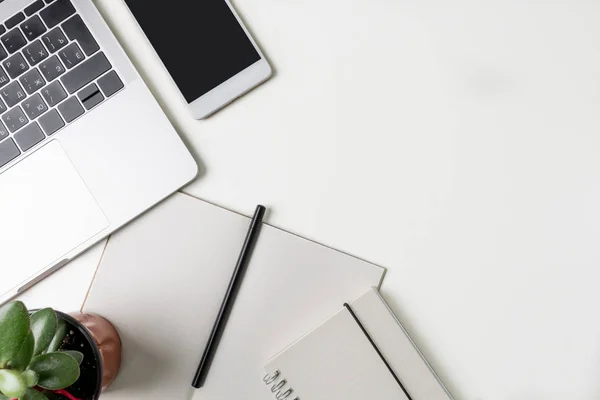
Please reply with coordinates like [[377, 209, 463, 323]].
[[263, 288, 454, 400], [82, 192, 385, 399]]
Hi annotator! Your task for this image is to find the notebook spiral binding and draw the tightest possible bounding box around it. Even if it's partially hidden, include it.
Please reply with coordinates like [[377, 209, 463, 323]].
[[263, 370, 299, 400]]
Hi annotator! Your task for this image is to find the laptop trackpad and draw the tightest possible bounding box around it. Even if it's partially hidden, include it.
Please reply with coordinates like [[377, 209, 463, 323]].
[[0, 141, 109, 296]]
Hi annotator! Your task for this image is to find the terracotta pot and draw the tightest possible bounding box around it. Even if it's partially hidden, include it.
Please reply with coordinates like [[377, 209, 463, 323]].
[[70, 313, 122, 393]]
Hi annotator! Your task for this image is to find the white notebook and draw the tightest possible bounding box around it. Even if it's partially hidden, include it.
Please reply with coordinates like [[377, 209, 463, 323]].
[[263, 288, 454, 400], [82, 192, 385, 399]]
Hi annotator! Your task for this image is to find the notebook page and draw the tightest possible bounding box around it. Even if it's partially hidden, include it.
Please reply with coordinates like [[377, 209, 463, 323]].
[[265, 308, 409, 400], [194, 223, 385, 400], [82, 193, 251, 400]]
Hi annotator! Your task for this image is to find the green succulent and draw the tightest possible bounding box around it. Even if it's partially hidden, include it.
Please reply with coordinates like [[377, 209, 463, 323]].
[[0, 302, 82, 400]]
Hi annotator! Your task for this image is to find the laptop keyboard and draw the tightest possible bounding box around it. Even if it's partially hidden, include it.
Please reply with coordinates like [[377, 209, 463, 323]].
[[0, 0, 124, 169]]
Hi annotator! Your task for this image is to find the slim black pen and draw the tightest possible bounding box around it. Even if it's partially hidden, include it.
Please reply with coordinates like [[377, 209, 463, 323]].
[[192, 204, 267, 388]]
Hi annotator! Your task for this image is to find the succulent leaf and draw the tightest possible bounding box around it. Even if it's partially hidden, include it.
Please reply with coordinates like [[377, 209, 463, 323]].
[[0, 369, 27, 398], [0, 302, 30, 367], [22, 370, 39, 388], [23, 388, 49, 400], [30, 309, 58, 357], [9, 331, 34, 371], [45, 320, 66, 354], [60, 351, 83, 365], [28, 352, 79, 391]]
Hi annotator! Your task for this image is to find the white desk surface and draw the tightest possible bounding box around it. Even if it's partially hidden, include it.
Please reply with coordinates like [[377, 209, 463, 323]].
[[17, 1, 600, 399]]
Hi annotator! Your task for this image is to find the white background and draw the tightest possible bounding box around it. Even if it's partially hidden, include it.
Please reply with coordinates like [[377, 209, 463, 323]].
[[18, 0, 600, 399]]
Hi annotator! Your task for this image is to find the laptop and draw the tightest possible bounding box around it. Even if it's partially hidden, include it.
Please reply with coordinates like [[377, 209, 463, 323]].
[[0, 0, 197, 303]]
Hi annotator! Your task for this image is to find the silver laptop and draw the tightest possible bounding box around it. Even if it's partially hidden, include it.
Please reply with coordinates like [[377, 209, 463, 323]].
[[0, 0, 197, 303]]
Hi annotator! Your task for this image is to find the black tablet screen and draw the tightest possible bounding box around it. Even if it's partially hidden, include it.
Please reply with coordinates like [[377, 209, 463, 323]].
[[125, 0, 261, 102]]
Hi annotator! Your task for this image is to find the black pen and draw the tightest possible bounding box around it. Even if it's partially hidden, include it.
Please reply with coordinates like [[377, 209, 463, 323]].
[[192, 204, 267, 388]]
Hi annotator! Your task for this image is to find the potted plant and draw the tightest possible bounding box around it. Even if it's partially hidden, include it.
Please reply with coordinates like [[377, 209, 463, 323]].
[[0, 301, 120, 400]]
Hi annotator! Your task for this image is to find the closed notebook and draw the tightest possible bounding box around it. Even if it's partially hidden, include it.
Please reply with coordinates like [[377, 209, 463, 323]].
[[263, 288, 454, 400]]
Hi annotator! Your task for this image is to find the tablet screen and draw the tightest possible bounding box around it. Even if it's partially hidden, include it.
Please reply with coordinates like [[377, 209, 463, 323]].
[[125, 0, 261, 103]]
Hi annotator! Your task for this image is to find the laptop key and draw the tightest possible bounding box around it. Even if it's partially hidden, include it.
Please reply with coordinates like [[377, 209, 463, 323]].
[[57, 96, 83, 122], [2, 106, 28, 133], [42, 27, 68, 53], [61, 52, 110, 94], [41, 80, 66, 107], [97, 71, 123, 98], [5, 12, 25, 30], [0, 138, 20, 168], [3, 53, 29, 79], [39, 55, 65, 81], [0, 98, 6, 114], [0, 67, 9, 89], [40, 0, 75, 29], [0, 120, 8, 140], [78, 83, 103, 110], [1, 29, 27, 54], [21, 93, 47, 119], [58, 42, 84, 69], [38, 108, 64, 135], [21, 69, 45, 95], [0, 45, 7, 62], [21, 16, 47, 41], [20, 69, 46, 94], [0, 26, 6, 36], [1, 81, 26, 107], [62, 15, 99, 56], [14, 122, 44, 151], [24, 0, 45, 16], [23, 40, 49, 66]]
